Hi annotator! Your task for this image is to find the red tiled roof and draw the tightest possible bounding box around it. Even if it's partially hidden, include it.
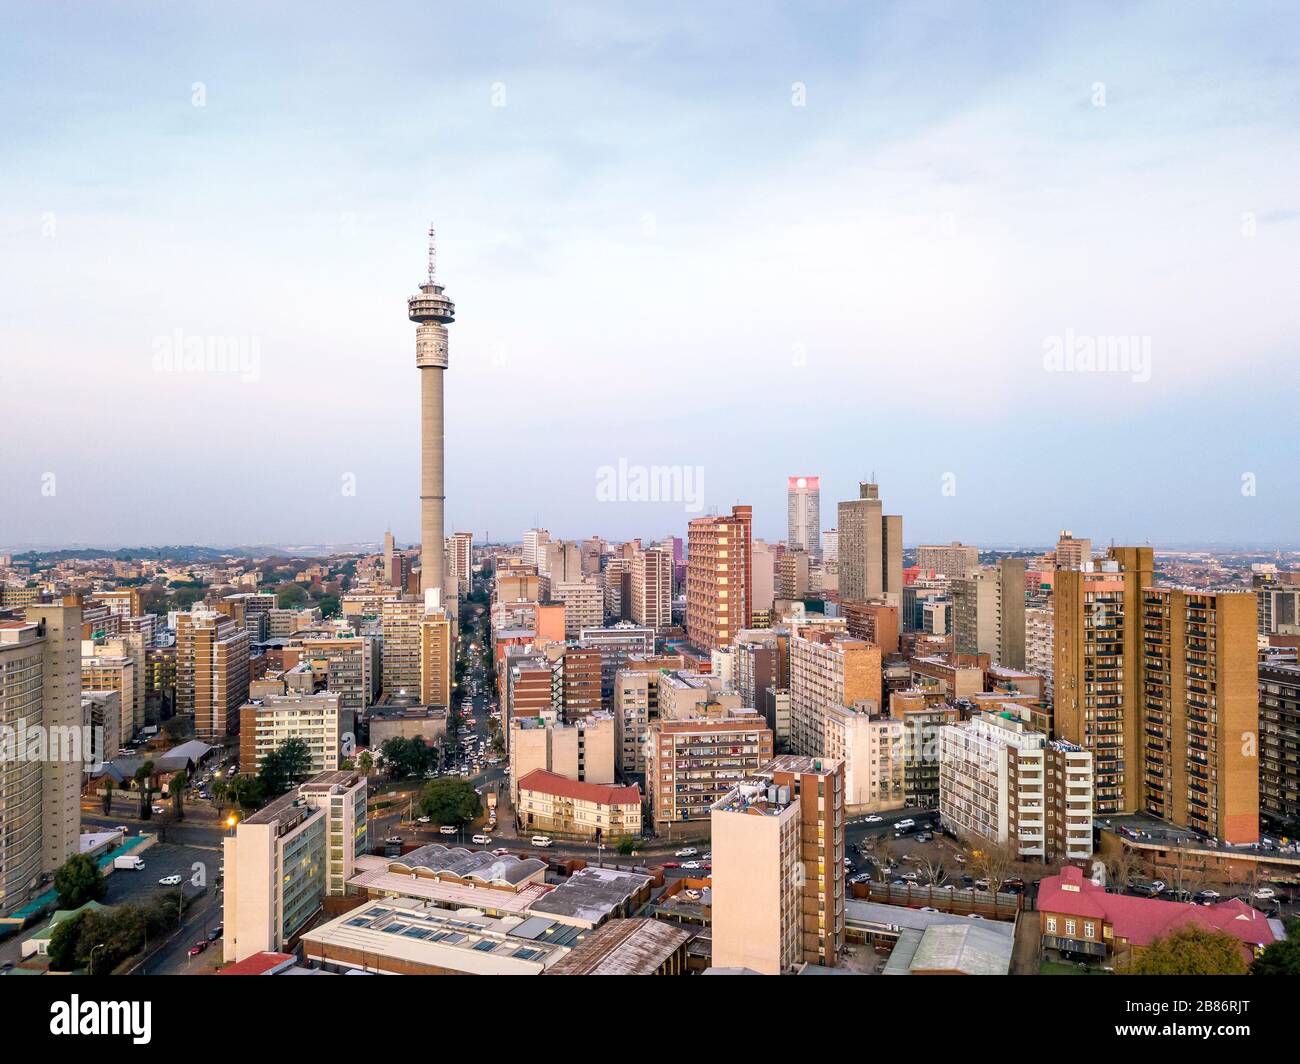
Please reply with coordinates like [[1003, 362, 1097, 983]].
[[217, 951, 296, 975], [1039, 866, 1275, 949], [517, 768, 641, 807]]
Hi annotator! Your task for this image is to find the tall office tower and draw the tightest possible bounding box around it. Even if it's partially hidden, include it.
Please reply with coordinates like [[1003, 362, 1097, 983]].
[[837, 480, 902, 607], [602, 556, 631, 622], [522, 528, 550, 569], [419, 608, 453, 706], [750, 539, 776, 626], [916, 542, 980, 579], [951, 560, 1026, 668], [175, 609, 250, 740], [630, 547, 672, 631], [1025, 605, 1055, 699], [711, 755, 845, 973], [821, 528, 838, 564], [408, 226, 455, 600], [1139, 585, 1258, 843], [1259, 663, 1300, 831], [686, 504, 753, 652], [379, 597, 423, 694], [1054, 530, 1092, 569], [448, 531, 473, 586], [788, 627, 881, 757], [0, 603, 82, 919], [786, 475, 821, 557], [382, 530, 399, 587]]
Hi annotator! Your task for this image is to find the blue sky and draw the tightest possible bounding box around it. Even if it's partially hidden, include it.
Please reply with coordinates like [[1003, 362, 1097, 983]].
[[1, 1, 1297, 550]]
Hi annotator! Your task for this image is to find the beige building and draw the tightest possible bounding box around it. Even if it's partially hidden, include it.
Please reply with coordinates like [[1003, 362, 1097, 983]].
[[419, 608, 452, 707], [837, 480, 902, 607], [916, 542, 980, 579], [647, 710, 774, 825], [553, 579, 602, 639], [508, 711, 616, 804], [711, 755, 845, 973], [1025, 605, 1054, 699], [788, 627, 881, 757], [380, 597, 423, 694], [822, 702, 905, 811], [238, 692, 349, 776], [1054, 530, 1092, 569], [222, 770, 367, 963], [951, 560, 1026, 669], [516, 769, 642, 841], [80, 653, 136, 746], [630, 547, 672, 631], [175, 608, 250, 739], [0, 605, 82, 920], [448, 531, 473, 585], [686, 505, 753, 652]]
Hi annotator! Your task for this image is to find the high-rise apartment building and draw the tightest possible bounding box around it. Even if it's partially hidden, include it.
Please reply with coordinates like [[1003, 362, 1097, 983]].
[[238, 692, 349, 776], [916, 542, 980, 579], [686, 504, 753, 653], [837, 481, 902, 607], [0, 604, 82, 919], [787, 627, 881, 757], [711, 755, 845, 973], [939, 710, 1094, 862], [175, 608, 250, 740], [419, 608, 453, 707], [1259, 663, 1300, 831], [1054, 530, 1092, 570], [647, 711, 773, 825], [1055, 547, 1259, 843], [380, 597, 424, 694], [522, 528, 550, 569], [630, 548, 672, 632], [786, 475, 821, 557], [1025, 605, 1054, 700], [750, 539, 776, 627], [951, 560, 1026, 669], [776, 549, 811, 601], [448, 531, 473, 585], [553, 580, 602, 639], [822, 703, 905, 811]]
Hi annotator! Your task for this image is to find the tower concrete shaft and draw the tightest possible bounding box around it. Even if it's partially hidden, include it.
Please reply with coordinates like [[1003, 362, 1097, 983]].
[[408, 227, 455, 599]]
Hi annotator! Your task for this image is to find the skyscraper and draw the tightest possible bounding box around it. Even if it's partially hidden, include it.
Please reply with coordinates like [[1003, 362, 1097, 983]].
[[630, 547, 672, 631], [686, 504, 753, 652], [408, 226, 455, 600], [175, 608, 250, 740], [786, 475, 820, 557], [837, 480, 902, 607]]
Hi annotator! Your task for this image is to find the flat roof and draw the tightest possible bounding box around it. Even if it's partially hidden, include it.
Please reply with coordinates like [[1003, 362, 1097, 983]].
[[526, 866, 651, 925], [545, 918, 691, 975]]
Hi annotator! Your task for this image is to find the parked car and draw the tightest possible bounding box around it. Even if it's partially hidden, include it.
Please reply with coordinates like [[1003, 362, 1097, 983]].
[[531, 835, 553, 847], [472, 834, 492, 845], [1196, 889, 1221, 902], [384, 835, 402, 844], [675, 847, 698, 858], [680, 860, 701, 870], [207, 926, 223, 942], [1253, 887, 1277, 900], [158, 874, 182, 886], [438, 825, 457, 836], [416, 816, 431, 824], [863, 814, 883, 823], [661, 861, 680, 869], [895, 818, 916, 829], [492, 848, 512, 857], [188, 941, 208, 957]]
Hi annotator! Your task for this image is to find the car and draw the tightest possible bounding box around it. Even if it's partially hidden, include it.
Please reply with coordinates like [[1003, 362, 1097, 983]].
[[675, 847, 699, 858], [438, 825, 458, 836], [661, 861, 680, 869], [849, 872, 871, 884], [472, 834, 492, 845], [416, 816, 431, 824], [158, 874, 182, 886], [1253, 887, 1277, 900], [114, 825, 129, 834], [680, 860, 702, 870], [954, 854, 967, 864], [384, 835, 402, 844], [966, 913, 986, 920], [701, 852, 712, 861], [901, 872, 919, 881], [864, 814, 883, 823], [1196, 889, 1221, 901], [895, 818, 916, 829], [188, 941, 208, 957], [151, 804, 166, 814], [939, 884, 956, 891], [531, 835, 553, 847], [207, 926, 223, 942], [492, 848, 512, 857], [920, 906, 938, 912], [891, 879, 908, 887], [843, 858, 853, 869]]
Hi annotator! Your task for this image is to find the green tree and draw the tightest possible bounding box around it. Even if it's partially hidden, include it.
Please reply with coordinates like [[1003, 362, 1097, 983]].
[[161, 716, 191, 742], [225, 773, 266, 811], [381, 737, 431, 780], [257, 738, 312, 798], [1124, 925, 1250, 975], [100, 778, 114, 815], [418, 776, 481, 826], [276, 583, 309, 608], [53, 853, 108, 909], [616, 836, 640, 856], [134, 760, 156, 820], [171, 769, 187, 822], [46, 911, 88, 972], [315, 592, 340, 618], [358, 750, 374, 776], [1253, 917, 1300, 975]]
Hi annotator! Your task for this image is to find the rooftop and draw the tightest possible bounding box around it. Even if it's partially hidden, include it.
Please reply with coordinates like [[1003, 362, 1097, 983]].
[[526, 865, 651, 926], [545, 918, 692, 976], [388, 844, 547, 888], [517, 768, 641, 807]]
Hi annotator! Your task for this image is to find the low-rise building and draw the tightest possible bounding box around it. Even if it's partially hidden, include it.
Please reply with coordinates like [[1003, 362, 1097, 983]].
[[516, 768, 642, 842]]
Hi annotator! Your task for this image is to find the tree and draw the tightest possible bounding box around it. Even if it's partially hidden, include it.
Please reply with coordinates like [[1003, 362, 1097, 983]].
[[915, 856, 947, 887], [616, 836, 640, 856], [100, 778, 114, 816], [225, 773, 266, 812], [276, 583, 308, 608], [46, 911, 88, 972], [171, 769, 187, 822], [418, 776, 482, 826], [134, 760, 156, 820], [315, 592, 340, 618], [358, 750, 374, 776], [161, 716, 191, 742], [257, 738, 312, 798], [381, 737, 432, 780], [971, 840, 1017, 893], [1107, 847, 1141, 894], [1124, 925, 1249, 976], [1253, 917, 1300, 975], [54, 853, 108, 910]]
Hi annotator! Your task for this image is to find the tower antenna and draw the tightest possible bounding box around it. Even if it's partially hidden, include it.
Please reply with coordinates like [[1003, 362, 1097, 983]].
[[427, 224, 436, 284]]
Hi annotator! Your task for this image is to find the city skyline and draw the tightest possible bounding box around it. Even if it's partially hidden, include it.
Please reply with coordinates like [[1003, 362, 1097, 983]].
[[3, 2, 1298, 548]]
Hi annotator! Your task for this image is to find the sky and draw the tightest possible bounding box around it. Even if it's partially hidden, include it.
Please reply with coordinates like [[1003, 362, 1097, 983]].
[[1, 1, 1298, 551]]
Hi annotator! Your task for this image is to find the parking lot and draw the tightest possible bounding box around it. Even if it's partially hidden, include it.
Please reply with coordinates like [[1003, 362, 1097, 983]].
[[104, 842, 221, 906]]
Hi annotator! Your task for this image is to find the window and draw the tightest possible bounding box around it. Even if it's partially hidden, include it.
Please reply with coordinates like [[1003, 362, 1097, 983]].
[[1083, 921, 1095, 938], [1065, 919, 1076, 936], [1045, 917, 1057, 933]]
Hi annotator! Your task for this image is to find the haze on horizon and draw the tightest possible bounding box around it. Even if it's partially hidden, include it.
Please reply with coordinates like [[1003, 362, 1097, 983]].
[[2, 2, 1298, 551]]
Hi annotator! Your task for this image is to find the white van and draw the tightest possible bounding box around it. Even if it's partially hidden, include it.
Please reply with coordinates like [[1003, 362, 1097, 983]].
[[472, 834, 492, 845], [531, 835, 553, 848], [896, 818, 916, 829]]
